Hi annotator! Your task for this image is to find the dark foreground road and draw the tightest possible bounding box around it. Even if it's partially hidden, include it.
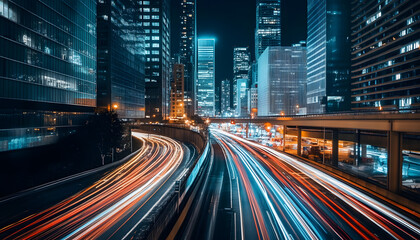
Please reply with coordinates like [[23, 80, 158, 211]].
[[0, 133, 196, 240]]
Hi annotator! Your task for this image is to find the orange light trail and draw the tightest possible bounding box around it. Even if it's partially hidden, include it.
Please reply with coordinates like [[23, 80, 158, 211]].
[[0, 133, 184, 240]]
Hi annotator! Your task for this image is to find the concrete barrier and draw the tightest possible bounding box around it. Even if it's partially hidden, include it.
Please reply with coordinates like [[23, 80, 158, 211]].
[[134, 125, 207, 153], [131, 124, 209, 240]]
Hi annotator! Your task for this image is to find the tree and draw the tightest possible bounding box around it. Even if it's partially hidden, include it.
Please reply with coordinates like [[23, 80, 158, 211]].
[[86, 110, 124, 165]]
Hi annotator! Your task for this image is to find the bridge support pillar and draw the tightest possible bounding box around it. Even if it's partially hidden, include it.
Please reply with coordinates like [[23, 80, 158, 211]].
[[388, 131, 402, 193], [332, 129, 339, 167], [297, 127, 302, 156]]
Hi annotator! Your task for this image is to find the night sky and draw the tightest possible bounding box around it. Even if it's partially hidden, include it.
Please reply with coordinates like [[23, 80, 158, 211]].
[[171, 0, 307, 82]]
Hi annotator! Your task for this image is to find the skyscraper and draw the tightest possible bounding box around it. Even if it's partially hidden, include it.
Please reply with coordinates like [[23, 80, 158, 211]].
[[306, 0, 351, 114], [236, 79, 249, 117], [0, 0, 97, 151], [170, 63, 185, 120], [140, 0, 171, 120], [258, 46, 307, 116], [221, 79, 231, 117], [97, 0, 145, 119], [255, 0, 281, 60], [179, 0, 196, 117], [233, 47, 251, 110], [351, 0, 420, 111], [249, 61, 258, 113], [197, 38, 215, 117]]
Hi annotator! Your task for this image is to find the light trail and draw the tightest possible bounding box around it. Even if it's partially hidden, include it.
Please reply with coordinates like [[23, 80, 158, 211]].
[[211, 128, 420, 240], [0, 132, 184, 240]]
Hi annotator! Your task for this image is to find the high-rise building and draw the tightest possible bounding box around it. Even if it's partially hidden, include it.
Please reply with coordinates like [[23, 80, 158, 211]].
[[306, 0, 351, 114], [255, 0, 281, 60], [197, 38, 215, 117], [233, 47, 251, 110], [97, 0, 145, 119], [221, 79, 231, 117], [249, 86, 258, 114], [140, 0, 171, 120], [236, 79, 249, 117], [249, 61, 258, 113], [215, 85, 221, 116], [179, 0, 196, 117], [258, 46, 307, 116], [250, 61, 258, 86], [351, 0, 420, 111], [170, 63, 185, 120], [0, 0, 97, 151]]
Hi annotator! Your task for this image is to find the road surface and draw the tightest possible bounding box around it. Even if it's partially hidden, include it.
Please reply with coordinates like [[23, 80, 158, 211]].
[[177, 128, 420, 240], [0, 132, 195, 240]]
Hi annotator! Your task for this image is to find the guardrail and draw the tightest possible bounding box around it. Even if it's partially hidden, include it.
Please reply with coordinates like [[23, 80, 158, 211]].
[[131, 125, 209, 240]]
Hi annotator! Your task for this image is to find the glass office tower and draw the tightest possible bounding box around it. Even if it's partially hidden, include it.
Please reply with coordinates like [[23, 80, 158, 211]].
[[233, 47, 251, 110], [306, 0, 351, 114], [236, 79, 249, 117], [197, 38, 215, 117], [221, 79, 231, 117], [140, 0, 171, 120], [255, 0, 281, 60], [97, 0, 145, 119], [180, 0, 196, 117], [0, 0, 96, 151], [258, 46, 307, 116], [170, 63, 185, 120], [351, 0, 420, 111]]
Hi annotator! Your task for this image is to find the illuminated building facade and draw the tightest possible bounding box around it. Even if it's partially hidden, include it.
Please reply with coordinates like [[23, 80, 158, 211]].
[[306, 0, 351, 114], [255, 0, 281, 60], [258, 46, 307, 116], [140, 0, 171, 120], [170, 63, 185, 120], [97, 0, 145, 119], [180, 0, 196, 117], [197, 38, 215, 117], [233, 47, 251, 110], [351, 0, 420, 111], [236, 78, 249, 117], [221, 79, 231, 117], [0, 0, 96, 151]]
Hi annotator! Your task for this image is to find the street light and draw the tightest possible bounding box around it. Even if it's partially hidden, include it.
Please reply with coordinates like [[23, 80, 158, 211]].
[[113, 104, 118, 109]]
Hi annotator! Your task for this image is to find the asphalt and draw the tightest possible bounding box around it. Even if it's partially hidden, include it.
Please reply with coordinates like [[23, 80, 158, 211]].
[[0, 137, 197, 240]]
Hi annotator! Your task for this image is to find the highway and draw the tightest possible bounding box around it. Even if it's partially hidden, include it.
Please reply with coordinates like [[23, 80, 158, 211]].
[[180, 128, 420, 240], [0, 132, 193, 240]]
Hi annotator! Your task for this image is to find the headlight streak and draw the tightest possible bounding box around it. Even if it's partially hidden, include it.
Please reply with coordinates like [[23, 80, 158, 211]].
[[0, 133, 184, 240], [215, 132, 321, 240], [214, 134, 270, 240], [212, 128, 420, 240]]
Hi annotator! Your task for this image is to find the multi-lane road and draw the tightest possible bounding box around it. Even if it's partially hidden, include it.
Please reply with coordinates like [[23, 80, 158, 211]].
[[0, 132, 193, 240], [177, 128, 420, 240], [1, 129, 420, 240]]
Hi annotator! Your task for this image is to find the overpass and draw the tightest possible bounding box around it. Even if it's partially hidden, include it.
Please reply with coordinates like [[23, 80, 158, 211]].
[[209, 112, 420, 133], [209, 112, 420, 208]]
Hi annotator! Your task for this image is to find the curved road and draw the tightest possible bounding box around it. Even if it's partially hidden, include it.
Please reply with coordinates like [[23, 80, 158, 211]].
[[0, 132, 188, 239], [185, 129, 420, 240]]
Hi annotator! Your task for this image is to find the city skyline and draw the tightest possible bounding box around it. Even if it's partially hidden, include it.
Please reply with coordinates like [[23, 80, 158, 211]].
[[172, 0, 307, 81], [0, 1, 419, 240]]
